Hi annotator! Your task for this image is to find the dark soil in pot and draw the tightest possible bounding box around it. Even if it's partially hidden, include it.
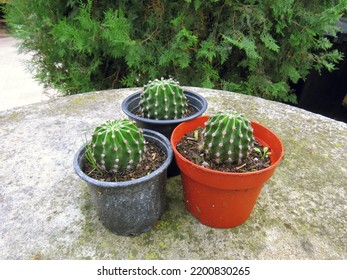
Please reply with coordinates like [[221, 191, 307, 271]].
[[83, 140, 166, 182], [176, 127, 271, 173]]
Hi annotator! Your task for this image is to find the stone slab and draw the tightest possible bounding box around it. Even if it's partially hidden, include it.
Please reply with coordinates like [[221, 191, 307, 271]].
[[0, 87, 346, 259]]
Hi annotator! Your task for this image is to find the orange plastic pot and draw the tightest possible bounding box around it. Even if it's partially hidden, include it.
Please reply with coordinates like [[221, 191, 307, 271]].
[[171, 115, 284, 228]]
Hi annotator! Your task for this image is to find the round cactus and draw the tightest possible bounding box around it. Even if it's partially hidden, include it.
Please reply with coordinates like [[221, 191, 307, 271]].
[[202, 112, 254, 164], [90, 119, 145, 173], [140, 77, 188, 120]]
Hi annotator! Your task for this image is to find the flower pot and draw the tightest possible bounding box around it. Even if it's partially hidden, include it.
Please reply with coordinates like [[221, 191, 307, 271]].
[[170, 116, 284, 228], [73, 129, 173, 236], [122, 90, 208, 177]]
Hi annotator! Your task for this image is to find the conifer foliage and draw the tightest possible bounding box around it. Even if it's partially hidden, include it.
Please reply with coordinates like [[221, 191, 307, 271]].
[[5, 0, 347, 102]]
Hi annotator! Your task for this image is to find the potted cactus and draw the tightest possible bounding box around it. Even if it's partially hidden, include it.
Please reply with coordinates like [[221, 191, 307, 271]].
[[170, 112, 284, 228], [122, 77, 208, 176], [73, 119, 173, 236]]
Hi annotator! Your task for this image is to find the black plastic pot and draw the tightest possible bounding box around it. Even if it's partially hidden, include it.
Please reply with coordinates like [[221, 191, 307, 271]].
[[73, 129, 173, 236], [121, 90, 208, 176]]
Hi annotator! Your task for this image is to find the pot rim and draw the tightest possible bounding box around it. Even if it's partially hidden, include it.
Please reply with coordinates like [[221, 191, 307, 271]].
[[121, 90, 208, 125], [73, 129, 173, 188], [171, 115, 284, 177]]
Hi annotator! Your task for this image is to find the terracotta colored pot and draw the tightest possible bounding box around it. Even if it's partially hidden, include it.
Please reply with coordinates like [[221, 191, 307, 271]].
[[170, 115, 284, 228]]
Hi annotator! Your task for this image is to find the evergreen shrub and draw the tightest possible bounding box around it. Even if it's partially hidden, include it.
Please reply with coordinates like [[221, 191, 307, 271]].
[[5, 0, 347, 102]]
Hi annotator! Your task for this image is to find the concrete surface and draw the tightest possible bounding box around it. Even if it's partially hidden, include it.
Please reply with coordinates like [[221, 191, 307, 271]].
[[0, 87, 346, 260]]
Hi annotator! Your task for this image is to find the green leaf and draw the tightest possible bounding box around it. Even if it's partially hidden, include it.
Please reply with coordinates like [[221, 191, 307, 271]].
[[281, 64, 301, 83], [194, 0, 202, 10], [260, 34, 280, 53], [102, 9, 131, 43], [171, 13, 185, 27], [174, 27, 198, 50], [223, 35, 261, 61], [197, 39, 216, 62]]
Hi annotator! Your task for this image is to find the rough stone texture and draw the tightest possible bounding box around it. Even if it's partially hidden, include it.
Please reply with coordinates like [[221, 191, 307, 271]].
[[0, 87, 346, 260]]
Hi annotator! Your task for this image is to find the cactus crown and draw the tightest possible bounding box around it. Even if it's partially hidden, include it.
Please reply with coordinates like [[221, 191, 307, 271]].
[[202, 112, 254, 164], [139, 77, 188, 120], [90, 119, 145, 173]]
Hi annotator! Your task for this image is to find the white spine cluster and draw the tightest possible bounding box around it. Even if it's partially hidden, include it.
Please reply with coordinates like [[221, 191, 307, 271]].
[[90, 119, 145, 173], [202, 112, 254, 164], [140, 77, 188, 120]]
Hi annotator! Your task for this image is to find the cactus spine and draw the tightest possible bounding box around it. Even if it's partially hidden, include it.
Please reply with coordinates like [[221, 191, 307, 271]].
[[140, 77, 188, 120], [202, 112, 254, 164], [90, 119, 145, 173]]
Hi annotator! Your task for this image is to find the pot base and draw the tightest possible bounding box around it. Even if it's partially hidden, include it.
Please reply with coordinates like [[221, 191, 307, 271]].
[[182, 175, 262, 228], [87, 180, 166, 236]]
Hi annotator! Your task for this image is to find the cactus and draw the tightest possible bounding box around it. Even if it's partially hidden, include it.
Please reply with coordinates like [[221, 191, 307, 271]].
[[140, 77, 188, 120], [201, 112, 254, 164], [89, 119, 145, 173]]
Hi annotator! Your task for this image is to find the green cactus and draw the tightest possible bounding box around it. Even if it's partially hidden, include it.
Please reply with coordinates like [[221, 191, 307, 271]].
[[140, 77, 188, 120], [202, 112, 254, 164], [89, 119, 145, 173]]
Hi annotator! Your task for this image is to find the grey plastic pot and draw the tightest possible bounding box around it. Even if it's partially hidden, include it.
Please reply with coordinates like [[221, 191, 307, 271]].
[[121, 90, 208, 176], [73, 129, 173, 236]]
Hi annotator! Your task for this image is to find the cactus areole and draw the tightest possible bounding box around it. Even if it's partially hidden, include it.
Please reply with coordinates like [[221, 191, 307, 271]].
[[140, 77, 188, 120], [202, 112, 254, 164], [90, 119, 145, 173]]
